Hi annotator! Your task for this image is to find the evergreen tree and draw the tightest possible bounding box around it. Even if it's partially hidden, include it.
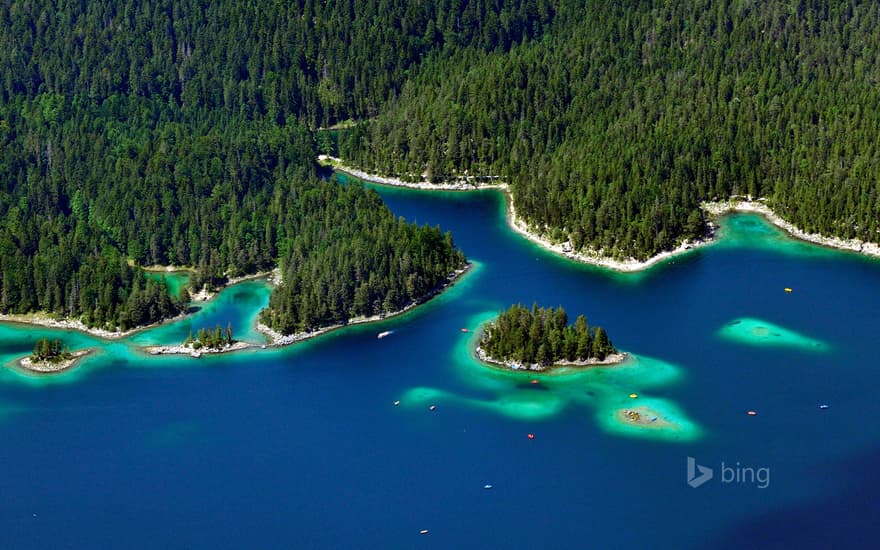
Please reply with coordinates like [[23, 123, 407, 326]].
[[481, 304, 616, 366]]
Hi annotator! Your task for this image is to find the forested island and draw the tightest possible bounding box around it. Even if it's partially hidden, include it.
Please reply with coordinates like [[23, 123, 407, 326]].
[[18, 337, 91, 373], [477, 304, 622, 371], [145, 324, 250, 357]]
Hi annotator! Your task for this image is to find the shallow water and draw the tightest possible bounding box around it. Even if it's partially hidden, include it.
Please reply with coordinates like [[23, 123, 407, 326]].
[[0, 182, 878, 548]]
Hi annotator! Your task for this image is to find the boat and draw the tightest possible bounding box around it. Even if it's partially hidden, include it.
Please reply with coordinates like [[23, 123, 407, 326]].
[[784, 287, 793, 293], [747, 410, 757, 416], [527, 433, 535, 440], [629, 393, 638, 398], [530, 379, 540, 385], [818, 404, 830, 410], [429, 405, 436, 411], [377, 330, 392, 339], [484, 484, 493, 490], [393, 400, 400, 406], [460, 328, 469, 332], [419, 529, 429, 535]]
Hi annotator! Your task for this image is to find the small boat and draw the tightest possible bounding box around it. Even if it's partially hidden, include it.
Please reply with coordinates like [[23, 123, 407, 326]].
[[419, 529, 429, 535], [484, 484, 493, 490], [377, 330, 392, 339], [527, 433, 535, 440], [784, 288, 793, 293], [818, 404, 830, 410], [460, 328, 469, 333], [429, 405, 436, 411], [393, 400, 400, 406], [629, 393, 638, 399], [530, 379, 540, 385], [747, 410, 757, 416]]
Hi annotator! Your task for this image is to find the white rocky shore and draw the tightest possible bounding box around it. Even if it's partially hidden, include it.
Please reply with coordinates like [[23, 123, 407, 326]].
[[475, 344, 628, 372], [702, 198, 880, 258], [17, 348, 93, 373], [144, 340, 253, 358], [257, 264, 471, 346], [190, 269, 279, 302], [326, 157, 880, 271], [0, 269, 280, 340], [324, 156, 711, 272], [320, 156, 505, 190], [0, 312, 182, 340], [504, 196, 715, 272]]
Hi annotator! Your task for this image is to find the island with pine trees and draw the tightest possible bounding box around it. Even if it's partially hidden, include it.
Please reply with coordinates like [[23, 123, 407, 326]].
[[476, 304, 626, 371], [16, 337, 93, 373], [145, 324, 251, 358]]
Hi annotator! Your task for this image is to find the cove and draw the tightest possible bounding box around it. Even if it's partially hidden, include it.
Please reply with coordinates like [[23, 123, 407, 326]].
[[0, 182, 878, 547]]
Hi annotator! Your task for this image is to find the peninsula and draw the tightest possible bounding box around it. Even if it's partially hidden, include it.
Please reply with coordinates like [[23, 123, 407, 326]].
[[476, 304, 625, 372]]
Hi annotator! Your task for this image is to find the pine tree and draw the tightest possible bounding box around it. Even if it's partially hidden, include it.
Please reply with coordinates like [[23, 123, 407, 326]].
[[592, 327, 613, 361]]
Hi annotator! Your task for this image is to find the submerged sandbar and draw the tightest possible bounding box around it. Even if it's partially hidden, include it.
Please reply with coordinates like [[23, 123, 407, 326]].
[[615, 406, 674, 429], [717, 317, 827, 351], [596, 397, 702, 442]]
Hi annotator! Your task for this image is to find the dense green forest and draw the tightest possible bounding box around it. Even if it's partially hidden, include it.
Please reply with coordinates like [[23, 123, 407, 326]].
[[0, 95, 466, 331], [0, 0, 555, 127], [7, 0, 879, 331], [480, 304, 616, 366], [340, 0, 880, 259], [0, 0, 534, 331], [30, 337, 70, 363], [261, 183, 466, 333]]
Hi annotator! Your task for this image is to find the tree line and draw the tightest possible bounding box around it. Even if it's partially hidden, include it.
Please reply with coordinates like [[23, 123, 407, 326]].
[[186, 324, 235, 350], [31, 337, 70, 363], [340, 0, 880, 259], [0, 0, 558, 129]]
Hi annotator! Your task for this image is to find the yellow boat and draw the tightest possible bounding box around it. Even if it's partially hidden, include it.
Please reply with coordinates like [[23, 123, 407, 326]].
[[784, 288, 793, 293]]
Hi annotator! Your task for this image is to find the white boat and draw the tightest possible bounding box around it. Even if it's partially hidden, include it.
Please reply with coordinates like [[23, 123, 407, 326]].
[[377, 330, 392, 339]]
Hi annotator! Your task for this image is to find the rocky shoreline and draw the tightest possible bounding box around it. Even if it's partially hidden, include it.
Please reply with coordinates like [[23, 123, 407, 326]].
[[702, 198, 880, 258], [325, 157, 712, 272], [144, 340, 253, 358], [320, 156, 505, 191], [0, 312, 189, 340], [0, 270, 278, 340], [326, 157, 880, 271], [257, 263, 472, 346], [474, 344, 628, 372], [17, 348, 93, 373]]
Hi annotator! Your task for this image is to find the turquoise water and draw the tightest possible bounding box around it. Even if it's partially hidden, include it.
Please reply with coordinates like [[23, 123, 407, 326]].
[[145, 270, 191, 299], [1, 184, 878, 548]]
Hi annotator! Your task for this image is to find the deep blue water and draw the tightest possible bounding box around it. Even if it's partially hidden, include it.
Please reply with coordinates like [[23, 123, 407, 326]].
[[0, 184, 878, 548]]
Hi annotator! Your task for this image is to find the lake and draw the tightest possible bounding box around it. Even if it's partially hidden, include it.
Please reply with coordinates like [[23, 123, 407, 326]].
[[0, 181, 877, 548]]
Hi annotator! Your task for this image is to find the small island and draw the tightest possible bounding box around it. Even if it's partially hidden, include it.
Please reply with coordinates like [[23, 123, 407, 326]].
[[18, 337, 92, 373], [615, 406, 674, 429], [476, 304, 625, 371], [145, 324, 251, 357]]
